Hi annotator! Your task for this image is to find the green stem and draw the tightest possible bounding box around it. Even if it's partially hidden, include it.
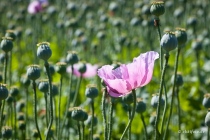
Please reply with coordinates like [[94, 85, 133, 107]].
[[77, 121, 81, 140], [155, 53, 170, 140], [102, 89, 108, 140], [120, 90, 136, 140], [155, 17, 163, 70], [32, 81, 42, 140], [90, 100, 94, 140], [13, 98, 17, 139], [25, 88, 29, 138], [61, 66, 73, 136], [0, 53, 8, 132], [127, 106, 131, 140], [140, 113, 148, 140], [58, 75, 63, 138], [44, 92, 49, 126], [160, 83, 167, 137], [82, 122, 85, 140], [44, 61, 53, 140], [177, 87, 181, 140], [108, 98, 114, 140], [208, 127, 210, 140], [72, 76, 83, 107], [163, 49, 180, 140]]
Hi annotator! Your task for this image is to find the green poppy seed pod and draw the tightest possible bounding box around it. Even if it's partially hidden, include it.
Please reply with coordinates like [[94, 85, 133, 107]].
[[109, 2, 118, 12], [171, 73, 184, 87], [20, 75, 31, 87], [78, 62, 87, 74], [136, 98, 146, 114], [175, 28, 187, 46], [203, 94, 210, 108], [55, 62, 67, 75], [71, 107, 87, 121], [122, 93, 134, 105], [187, 17, 197, 27], [5, 30, 16, 40], [18, 121, 26, 131], [93, 134, 100, 140], [150, 1, 165, 17], [85, 85, 98, 99], [205, 111, 210, 127], [0, 74, 2, 83], [17, 112, 25, 121], [151, 94, 165, 108], [0, 84, 9, 100], [26, 65, 41, 81], [32, 129, 39, 138], [66, 51, 79, 65], [9, 86, 19, 97], [38, 79, 49, 93], [85, 115, 98, 126], [6, 95, 14, 104], [0, 37, 13, 53], [2, 126, 12, 139], [160, 31, 178, 52], [149, 113, 156, 126], [5, 30, 16, 41], [51, 84, 59, 97], [37, 42, 52, 61], [191, 40, 202, 51], [97, 31, 106, 40]]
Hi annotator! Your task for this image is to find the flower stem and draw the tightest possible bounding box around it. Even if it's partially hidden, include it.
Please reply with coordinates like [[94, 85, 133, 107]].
[[140, 113, 148, 140], [82, 122, 85, 140], [0, 53, 8, 131], [32, 80, 42, 140], [155, 53, 170, 140], [163, 49, 180, 140], [208, 127, 210, 140], [77, 121, 81, 140], [127, 106, 131, 140], [61, 66, 73, 136], [90, 100, 94, 140], [177, 87, 181, 140], [155, 17, 163, 70], [72, 76, 83, 107], [102, 89, 108, 140], [108, 98, 114, 140], [44, 61, 53, 140], [120, 90, 136, 140], [160, 83, 167, 136], [44, 92, 49, 126], [58, 75, 63, 138], [13, 98, 17, 139]]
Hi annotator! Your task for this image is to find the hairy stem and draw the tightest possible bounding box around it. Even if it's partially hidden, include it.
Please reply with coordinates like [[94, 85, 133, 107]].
[[32, 81, 42, 140], [120, 90, 136, 140], [102, 89, 108, 140], [155, 53, 170, 140]]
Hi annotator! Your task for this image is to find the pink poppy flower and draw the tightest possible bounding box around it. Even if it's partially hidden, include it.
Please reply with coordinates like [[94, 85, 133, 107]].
[[67, 63, 98, 78], [97, 51, 159, 97], [28, 0, 43, 14]]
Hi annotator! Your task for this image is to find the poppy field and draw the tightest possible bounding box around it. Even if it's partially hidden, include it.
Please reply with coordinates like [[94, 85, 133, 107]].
[[0, 0, 209, 140]]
